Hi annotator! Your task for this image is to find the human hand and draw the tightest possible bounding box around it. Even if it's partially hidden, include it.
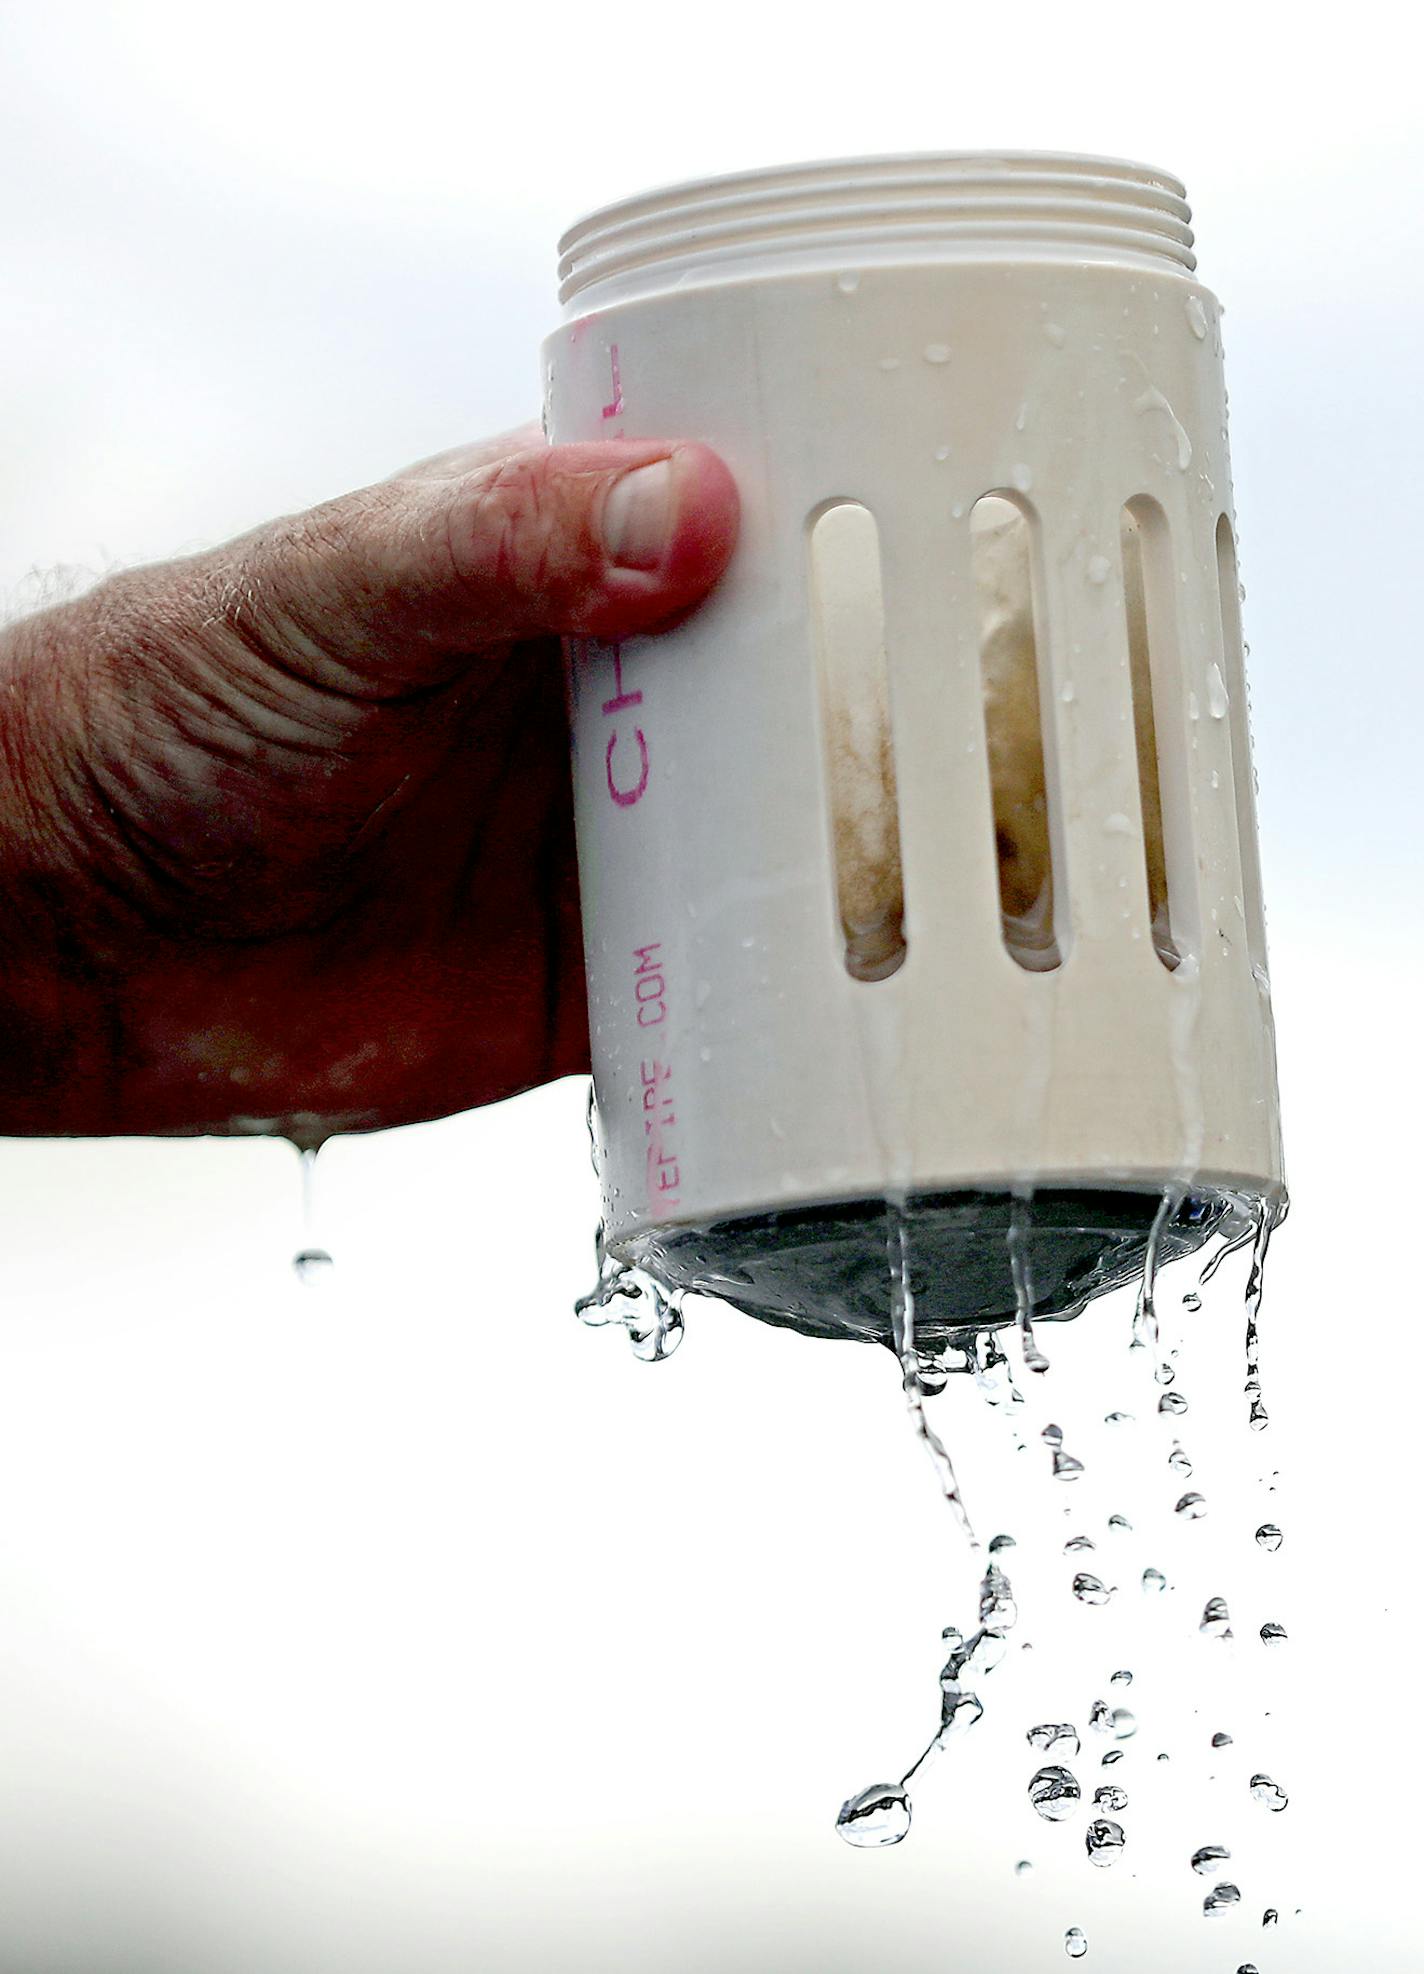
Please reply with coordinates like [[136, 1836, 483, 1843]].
[[0, 429, 738, 1142]]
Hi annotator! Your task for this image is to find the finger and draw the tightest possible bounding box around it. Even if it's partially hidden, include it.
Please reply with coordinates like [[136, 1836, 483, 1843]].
[[229, 439, 739, 695], [390, 423, 544, 482]]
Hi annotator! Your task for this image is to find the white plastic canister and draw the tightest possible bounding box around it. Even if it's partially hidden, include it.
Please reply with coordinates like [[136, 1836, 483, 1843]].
[[544, 153, 1283, 1343]]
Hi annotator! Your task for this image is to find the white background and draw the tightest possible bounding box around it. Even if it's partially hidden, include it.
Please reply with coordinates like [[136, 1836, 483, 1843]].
[[1, 4, 1420, 1969]]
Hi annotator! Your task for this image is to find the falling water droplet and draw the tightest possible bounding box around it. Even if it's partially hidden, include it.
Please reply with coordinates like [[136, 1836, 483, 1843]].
[[835, 1783, 911, 1847], [1073, 1574, 1113, 1607], [980, 1563, 1019, 1629], [1200, 1597, 1232, 1639], [292, 1247, 334, 1285], [1192, 1845, 1231, 1875], [1260, 1622, 1287, 1646], [1176, 1493, 1208, 1520], [1086, 1819, 1126, 1867], [940, 1684, 985, 1735], [1250, 1773, 1288, 1812], [1065, 1928, 1088, 1959], [1090, 1700, 1137, 1740], [1028, 1723, 1081, 1756], [1204, 1883, 1243, 1917], [1029, 1766, 1082, 1821]]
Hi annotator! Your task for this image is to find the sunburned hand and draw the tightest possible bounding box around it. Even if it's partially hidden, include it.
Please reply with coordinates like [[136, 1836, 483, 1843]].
[[0, 429, 738, 1141]]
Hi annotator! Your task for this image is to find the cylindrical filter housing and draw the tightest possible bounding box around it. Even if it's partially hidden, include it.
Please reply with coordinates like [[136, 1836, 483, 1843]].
[[545, 153, 1284, 1344]]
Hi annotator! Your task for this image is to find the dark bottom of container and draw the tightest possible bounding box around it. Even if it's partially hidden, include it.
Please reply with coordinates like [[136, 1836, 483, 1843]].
[[630, 1187, 1247, 1347]]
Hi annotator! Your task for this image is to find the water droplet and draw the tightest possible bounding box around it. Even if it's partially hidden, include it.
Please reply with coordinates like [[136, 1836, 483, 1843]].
[[1101, 1748, 1126, 1767], [1090, 1700, 1137, 1740], [835, 271, 860, 295], [1260, 1622, 1287, 1646], [1250, 1773, 1288, 1812], [1110, 1670, 1133, 1688], [1028, 1723, 1081, 1756], [1206, 662, 1230, 719], [943, 1627, 1008, 1683], [1029, 1765, 1082, 1821], [1061, 679, 1077, 703], [292, 1247, 334, 1285], [1086, 1818, 1126, 1867], [1065, 1535, 1097, 1554], [933, 444, 951, 461], [1204, 1883, 1242, 1917], [1256, 1524, 1283, 1552], [1192, 1845, 1231, 1875], [1168, 1443, 1194, 1477], [1105, 1411, 1135, 1427], [1011, 463, 1033, 493], [1094, 1784, 1129, 1811], [1042, 1423, 1063, 1447], [1015, 1858, 1033, 1876], [1182, 1290, 1202, 1311], [1108, 1514, 1133, 1534], [1065, 1928, 1088, 1959], [1044, 321, 1068, 347], [1073, 1574, 1113, 1607], [1185, 295, 1209, 340], [1200, 1597, 1232, 1640], [1238, 1966, 1261, 1974], [1142, 1568, 1167, 1594], [1212, 1732, 1233, 1748], [1154, 1361, 1176, 1387], [1054, 1450, 1086, 1483], [1086, 554, 1112, 585], [1132, 386, 1193, 470], [1102, 811, 1133, 835], [923, 341, 951, 364], [1263, 1908, 1279, 1927], [989, 1532, 1017, 1555], [940, 1684, 985, 1735], [980, 1562, 1018, 1629], [1159, 1392, 1188, 1416], [1176, 1493, 1207, 1520], [878, 355, 901, 372], [836, 1782, 910, 1847]]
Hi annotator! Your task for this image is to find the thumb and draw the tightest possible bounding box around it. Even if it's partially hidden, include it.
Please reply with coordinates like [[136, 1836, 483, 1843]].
[[229, 439, 740, 694]]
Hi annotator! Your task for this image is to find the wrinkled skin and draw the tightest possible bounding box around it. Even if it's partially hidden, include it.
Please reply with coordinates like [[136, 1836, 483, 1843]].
[[0, 429, 739, 1143]]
